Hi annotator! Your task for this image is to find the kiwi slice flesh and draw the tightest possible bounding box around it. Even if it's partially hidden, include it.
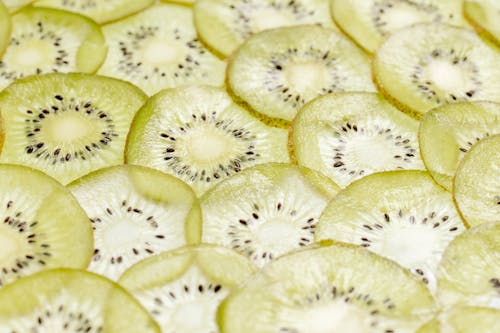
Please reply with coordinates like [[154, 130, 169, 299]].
[[316, 170, 465, 290], [0, 1, 11, 57], [119, 245, 255, 333], [292, 92, 425, 188], [419, 101, 500, 191], [464, 0, 500, 47], [454, 134, 500, 226], [97, 3, 225, 96], [0, 164, 92, 288], [3, 0, 34, 13], [228, 25, 375, 122], [416, 306, 500, 333], [0, 268, 160, 332], [373, 23, 500, 118], [126, 85, 290, 195]]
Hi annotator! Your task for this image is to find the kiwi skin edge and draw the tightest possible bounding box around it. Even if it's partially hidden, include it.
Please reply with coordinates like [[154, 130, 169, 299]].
[[463, 5, 500, 49]]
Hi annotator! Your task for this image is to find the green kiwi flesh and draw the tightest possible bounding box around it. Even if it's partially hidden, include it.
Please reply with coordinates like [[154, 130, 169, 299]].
[[464, 0, 500, 47], [3, 0, 34, 13], [416, 306, 500, 333], [0, 1, 11, 57]]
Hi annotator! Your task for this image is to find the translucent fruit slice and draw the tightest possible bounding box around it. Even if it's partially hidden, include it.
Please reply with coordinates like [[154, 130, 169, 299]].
[[3, 0, 34, 13], [228, 25, 375, 122], [0, 0, 11, 56], [0, 164, 92, 288], [416, 307, 500, 333], [316, 171, 466, 291], [126, 85, 290, 195], [373, 23, 500, 118], [219, 243, 435, 333], [419, 101, 500, 191], [68, 165, 201, 281], [0, 269, 160, 332], [454, 135, 500, 226], [465, 0, 500, 46], [119, 245, 255, 333], [292, 92, 425, 188]]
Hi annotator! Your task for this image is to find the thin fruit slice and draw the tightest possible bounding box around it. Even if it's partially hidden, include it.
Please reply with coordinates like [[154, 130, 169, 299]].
[[454, 134, 500, 226], [0, 0, 11, 57], [316, 171, 466, 291], [374, 23, 500, 118], [419, 101, 500, 191], [228, 25, 375, 122], [465, 0, 500, 46], [416, 307, 500, 333], [219, 243, 435, 333], [0, 164, 92, 288], [0, 7, 106, 91], [3, 0, 33, 13], [0, 73, 147, 185], [119, 245, 255, 333], [0, 269, 160, 332], [98, 3, 225, 96], [126, 86, 290, 195], [68, 165, 201, 281], [292, 92, 425, 188], [201, 163, 340, 267]]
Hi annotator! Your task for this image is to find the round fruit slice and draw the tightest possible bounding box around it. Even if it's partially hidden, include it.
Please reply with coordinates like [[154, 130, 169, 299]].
[[228, 25, 375, 122], [98, 3, 225, 96], [3, 0, 33, 13], [119, 245, 255, 333], [0, 164, 92, 288], [68, 165, 201, 281], [0, 73, 147, 185], [0, 269, 160, 332], [219, 243, 435, 333], [416, 307, 500, 333], [0, 7, 106, 91], [454, 134, 500, 226], [126, 86, 290, 195], [0, 0, 11, 57], [373, 23, 500, 118], [316, 171, 466, 290], [292, 92, 425, 188], [419, 101, 500, 191], [465, 0, 500, 47]]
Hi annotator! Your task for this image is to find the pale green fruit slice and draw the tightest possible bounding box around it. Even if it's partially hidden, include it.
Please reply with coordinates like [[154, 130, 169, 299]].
[[465, 0, 500, 46], [0, 0, 11, 57], [416, 307, 500, 333], [3, 0, 34, 13]]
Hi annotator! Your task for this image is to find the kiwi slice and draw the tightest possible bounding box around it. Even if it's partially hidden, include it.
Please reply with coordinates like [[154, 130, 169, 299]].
[[292, 92, 425, 188], [419, 101, 500, 191], [0, 268, 160, 332], [464, 0, 500, 47], [126, 85, 290, 195], [454, 134, 500, 227], [228, 25, 375, 122], [3, 0, 33, 13], [416, 307, 500, 333], [0, 0, 11, 57], [0, 164, 92, 288], [97, 3, 226, 96], [316, 170, 465, 290], [0, 73, 147, 185], [373, 23, 500, 118], [119, 244, 255, 332]]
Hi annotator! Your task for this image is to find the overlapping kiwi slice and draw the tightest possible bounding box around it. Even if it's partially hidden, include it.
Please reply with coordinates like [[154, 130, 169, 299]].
[[291, 92, 425, 188], [119, 245, 255, 333], [419, 101, 500, 191], [0, 0, 11, 57], [3, 0, 34, 13], [416, 307, 500, 333], [464, 0, 500, 47], [373, 23, 500, 118], [228, 25, 375, 122]]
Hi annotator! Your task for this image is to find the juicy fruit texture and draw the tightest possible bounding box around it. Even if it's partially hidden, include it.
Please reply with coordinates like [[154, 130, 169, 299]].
[[292, 92, 425, 188], [465, 0, 500, 46], [454, 134, 500, 227], [419, 101, 500, 191], [374, 23, 500, 118], [0, 73, 147, 185], [98, 3, 225, 96], [416, 307, 500, 333], [201, 163, 340, 267], [194, 0, 335, 57], [119, 245, 255, 333], [0, 7, 106, 91], [0, 164, 92, 288], [0, 1, 10, 56], [228, 25, 375, 122], [219, 243, 435, 333], [68, 165, 201, 281], [316, 171, 465, 290], [126, 86, 290, 195], [0, 269, 160, 333], [3, 0, 33, 12]]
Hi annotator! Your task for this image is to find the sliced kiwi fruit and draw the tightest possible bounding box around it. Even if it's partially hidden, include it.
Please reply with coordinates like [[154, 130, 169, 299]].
[[97, 3, 226, 96], [464, 0, 500, 47], [419, 101, 500, 191], [416, 307, 500, 333], [373, 23, 500, 118], [0, 268, 160, 332], [0, 164, 92, 288], [126, 85, 290, 195], [454, 134, 500, 227], [316, 170, 466, 290], [3, 0, 34, 13], [0, 73, 147, 185], [0, 0, 11, 57], [228, 25, 375, 122], [119, 244, 255, 332], [292, 92, 425, 188]]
